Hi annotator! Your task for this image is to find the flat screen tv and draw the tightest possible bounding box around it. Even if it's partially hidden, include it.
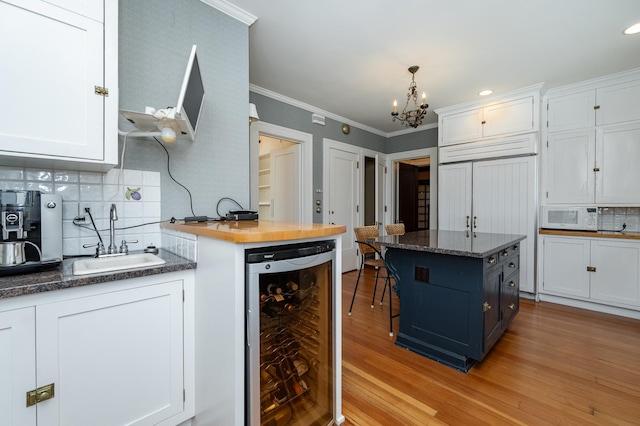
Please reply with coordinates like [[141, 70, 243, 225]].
[[174, 45, 205, 140]]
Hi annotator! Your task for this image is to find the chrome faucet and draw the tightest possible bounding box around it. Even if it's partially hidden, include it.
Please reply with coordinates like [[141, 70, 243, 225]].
[[108, 203, 118, 254]]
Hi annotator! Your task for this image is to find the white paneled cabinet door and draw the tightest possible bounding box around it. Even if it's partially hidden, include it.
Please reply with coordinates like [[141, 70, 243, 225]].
[[439, 109, 484, 146], [591, 240, 640, 307], [36, 280, 185, 426], [545, 129, 596, 204], [482, 97, 534, 138], [596, 79, 640, 126], [546, 90, 596, 133], [0, 308, 36, 426], [473, 156, 536, 292], [542, 236, 591, 298], [0, 0, 105, 161], [596, 122, 640, 204], [438, 163, 472, 232]]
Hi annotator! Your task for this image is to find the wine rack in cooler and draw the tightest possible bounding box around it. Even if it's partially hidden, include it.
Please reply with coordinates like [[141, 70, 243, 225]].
[[257, 261, 333, 426]]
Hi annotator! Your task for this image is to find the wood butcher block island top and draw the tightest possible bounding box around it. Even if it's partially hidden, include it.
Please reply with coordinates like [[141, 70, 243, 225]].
[[539, 228, 640, 240], [161, 220, 346, 243]]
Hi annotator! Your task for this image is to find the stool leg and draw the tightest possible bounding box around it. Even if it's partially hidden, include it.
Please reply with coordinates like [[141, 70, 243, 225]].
[[370, 267, 380, 308], [387, 277, 394, 336], [348, 264, 364, 316]]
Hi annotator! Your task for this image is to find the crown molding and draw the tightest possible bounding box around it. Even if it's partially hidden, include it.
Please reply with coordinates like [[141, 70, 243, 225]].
[[200, 0, 257, 26]]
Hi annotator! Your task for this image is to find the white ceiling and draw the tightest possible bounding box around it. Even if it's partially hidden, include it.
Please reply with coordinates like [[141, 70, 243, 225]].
[[227, 0, 640, 136]]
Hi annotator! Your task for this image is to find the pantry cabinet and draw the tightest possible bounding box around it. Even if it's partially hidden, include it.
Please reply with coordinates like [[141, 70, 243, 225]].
[[0, 0, 118, 171], [439, 95, 537, 146], [541, 235, 640, 309], [0, 272, 194, 426]]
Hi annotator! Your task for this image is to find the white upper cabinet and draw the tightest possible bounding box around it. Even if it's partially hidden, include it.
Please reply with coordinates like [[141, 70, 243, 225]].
[[546, 72, 640, 133], [0, 0, 117, 171], [437, 85, 541, 147]]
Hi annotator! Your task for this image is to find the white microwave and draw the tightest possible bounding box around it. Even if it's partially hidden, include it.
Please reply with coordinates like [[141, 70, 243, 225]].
[[541, 206, 598, 231]]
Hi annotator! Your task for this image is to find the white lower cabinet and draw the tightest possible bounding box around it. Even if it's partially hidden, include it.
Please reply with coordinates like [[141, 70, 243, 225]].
[[0, 272, 194, 426], [541, 235, 640, 309]]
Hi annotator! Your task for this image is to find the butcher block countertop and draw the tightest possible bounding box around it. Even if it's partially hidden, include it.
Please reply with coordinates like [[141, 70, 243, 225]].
[[161, 220, 346, 243], [539, 228, 640, 240]]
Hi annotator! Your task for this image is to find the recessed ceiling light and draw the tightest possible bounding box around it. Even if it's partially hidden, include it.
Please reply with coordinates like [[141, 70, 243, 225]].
[[623, 22, 640, 35], [478, 89, 493, 96]]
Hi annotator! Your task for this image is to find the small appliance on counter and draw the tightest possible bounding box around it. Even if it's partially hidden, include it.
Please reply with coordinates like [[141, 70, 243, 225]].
[[0, 190, 63, 276], [541, 205, 598, 231]]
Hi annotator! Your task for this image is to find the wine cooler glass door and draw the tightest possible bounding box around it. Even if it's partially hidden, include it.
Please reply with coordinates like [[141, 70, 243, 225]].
[[246, 242, 335, 426]]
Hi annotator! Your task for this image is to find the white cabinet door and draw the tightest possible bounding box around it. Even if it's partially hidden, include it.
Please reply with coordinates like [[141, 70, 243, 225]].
[[439, 109, 484, 146], [0, 307, 36, 426], [596, 79, 640, 126], [438, 162, 472, 232], [483, 97, 534, 138], [545, 129, 596, 204], [473, 157, 536, 292], [542, 236, 591, 298], [36, 280, 185, 426], [546, 90, 596, 133], [591, 239, 640, 306], [595, 122, 640, 204]]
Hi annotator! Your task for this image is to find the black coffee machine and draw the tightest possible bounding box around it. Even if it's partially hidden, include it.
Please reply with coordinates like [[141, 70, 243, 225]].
[[0, 190, 63, 275]]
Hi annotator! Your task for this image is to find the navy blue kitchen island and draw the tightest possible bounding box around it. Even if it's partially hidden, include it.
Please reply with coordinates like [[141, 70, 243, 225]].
[[376, 230, 525, 372]]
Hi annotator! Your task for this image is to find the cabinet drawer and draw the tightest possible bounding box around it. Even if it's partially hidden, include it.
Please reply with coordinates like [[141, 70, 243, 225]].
[[502, 281, 519, 325], [484, 252, 501, 271], [503, 256, 519, 275]]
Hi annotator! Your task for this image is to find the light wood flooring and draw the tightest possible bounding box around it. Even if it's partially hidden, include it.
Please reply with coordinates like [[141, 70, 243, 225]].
[[340, 269, 640, 425]]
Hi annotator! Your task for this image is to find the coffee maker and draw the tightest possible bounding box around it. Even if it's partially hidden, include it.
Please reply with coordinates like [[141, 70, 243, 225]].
[[0, 190, 63, 275]]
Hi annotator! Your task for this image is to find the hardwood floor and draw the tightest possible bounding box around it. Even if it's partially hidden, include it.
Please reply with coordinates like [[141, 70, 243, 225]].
[[340, 269, 640, 425]]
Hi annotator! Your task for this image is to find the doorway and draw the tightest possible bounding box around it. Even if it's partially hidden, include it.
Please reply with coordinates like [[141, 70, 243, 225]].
[[397, 158, 430, 232]]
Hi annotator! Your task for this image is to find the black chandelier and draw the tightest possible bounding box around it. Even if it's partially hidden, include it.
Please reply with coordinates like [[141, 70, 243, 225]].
[[391, 66, 428, 128]]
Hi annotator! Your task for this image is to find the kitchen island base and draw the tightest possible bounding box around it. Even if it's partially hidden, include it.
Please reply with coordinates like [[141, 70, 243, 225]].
[[378, 231, 524, 372]]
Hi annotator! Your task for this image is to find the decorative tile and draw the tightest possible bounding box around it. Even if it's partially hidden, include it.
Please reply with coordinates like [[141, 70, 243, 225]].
[[26, 169, 52, 181]]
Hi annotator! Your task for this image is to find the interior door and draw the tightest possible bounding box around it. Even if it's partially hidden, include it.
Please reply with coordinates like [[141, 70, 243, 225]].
[[377, 155, 385, 230], [270, 144, 301, 222], [438, 163, 472, 232], [398, 163, 418, 232], [328, 147, 359, 272]]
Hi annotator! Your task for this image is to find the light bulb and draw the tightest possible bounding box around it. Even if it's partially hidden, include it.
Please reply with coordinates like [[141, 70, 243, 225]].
[[160, 126, 176, 143]]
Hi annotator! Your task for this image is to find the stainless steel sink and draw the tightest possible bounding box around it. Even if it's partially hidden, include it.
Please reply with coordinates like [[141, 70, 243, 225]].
[[72, 253, 166, 276]]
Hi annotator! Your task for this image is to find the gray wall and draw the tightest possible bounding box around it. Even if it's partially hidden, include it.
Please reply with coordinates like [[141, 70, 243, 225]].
[[119, 0, 249, 220], [386, 127, 438, 153]]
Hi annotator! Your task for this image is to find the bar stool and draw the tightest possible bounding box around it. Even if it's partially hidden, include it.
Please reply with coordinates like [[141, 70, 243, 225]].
[[385, 222, 405, 236], [349, 226, 385, 314]]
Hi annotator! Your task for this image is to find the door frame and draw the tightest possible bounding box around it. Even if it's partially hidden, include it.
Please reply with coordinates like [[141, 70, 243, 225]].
[[250, 121, 313, 223], [385, 147, 438, 229]]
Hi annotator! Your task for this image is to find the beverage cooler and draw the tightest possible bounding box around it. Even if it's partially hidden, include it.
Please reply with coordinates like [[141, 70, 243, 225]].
[[246, 240, 337, 426]]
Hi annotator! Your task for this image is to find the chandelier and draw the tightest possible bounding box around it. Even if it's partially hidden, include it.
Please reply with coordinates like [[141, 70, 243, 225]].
[[391, 66, 428, 128]]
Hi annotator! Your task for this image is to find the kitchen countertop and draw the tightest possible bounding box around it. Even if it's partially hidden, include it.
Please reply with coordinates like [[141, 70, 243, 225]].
[[375, 230, 526, 258], [539, 228, 640, 240], [0, 250, 196, 300], [161, 220, 346, 243]]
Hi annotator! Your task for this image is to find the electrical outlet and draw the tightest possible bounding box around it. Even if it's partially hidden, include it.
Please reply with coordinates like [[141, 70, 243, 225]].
[[80, 203, 97, 219]]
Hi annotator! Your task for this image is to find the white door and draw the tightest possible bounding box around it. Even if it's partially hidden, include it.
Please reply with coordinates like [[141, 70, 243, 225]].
[[438, 162, 472, 232], [36, 280, 185, 426], [0, 307, 36, 426], [591, 239, 640, 306], [377, 155, 385, 229], [270, 144, 301, 222], [542, 236, 591, 298], [545, 129, 596, 204], [596, 122, 640, 204], [473, 156, 536, 293], [328, 147, 359, 272]]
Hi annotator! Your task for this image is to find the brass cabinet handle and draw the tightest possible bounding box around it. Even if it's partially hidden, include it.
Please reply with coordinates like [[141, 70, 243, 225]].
[[513, 245, 519, 251], [509, 262, 516, 268], [473, 216, 477, 228], [466, 215, 470, 229], [488, 257, 496, 264], [509, 281, 516, 288], [483, 302, 491, 312], [508, 303, 516, 310], [502, 250, 509, 257], [587, 266, 596, 272], [481, 120, 486, 124], [26, 383, 54, 407]]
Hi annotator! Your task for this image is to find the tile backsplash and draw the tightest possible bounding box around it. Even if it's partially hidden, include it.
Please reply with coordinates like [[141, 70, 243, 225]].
[[599, 207, 640, 232], [0, 166, 164, 257]]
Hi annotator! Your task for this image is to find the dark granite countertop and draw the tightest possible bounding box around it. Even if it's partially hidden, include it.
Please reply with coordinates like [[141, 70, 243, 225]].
[[0, 250, 196, 300], [375, 230, 526, 258]]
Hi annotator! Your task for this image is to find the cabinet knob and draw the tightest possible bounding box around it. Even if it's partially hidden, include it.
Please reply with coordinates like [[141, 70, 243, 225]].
[[509, 281, 516, 288], [509, 262, 516, 269], [593, 105, 600, 110], [483, 302, 492, 312], [488, 257, 496, 264], [481, 120, 486, 124], [508, 303, 516, 310], [502, 250, 509, 257]]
